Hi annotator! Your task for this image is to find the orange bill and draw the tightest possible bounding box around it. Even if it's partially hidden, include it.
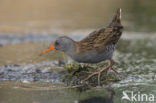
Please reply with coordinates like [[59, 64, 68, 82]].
[[40, 45, 55, 56]]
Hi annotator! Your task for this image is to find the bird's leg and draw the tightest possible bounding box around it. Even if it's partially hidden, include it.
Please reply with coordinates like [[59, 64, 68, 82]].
[[97, 59, 114, 85], [81, 59, 114, 86], [104, 60, 119, 75], [111, 67, 119, 74]]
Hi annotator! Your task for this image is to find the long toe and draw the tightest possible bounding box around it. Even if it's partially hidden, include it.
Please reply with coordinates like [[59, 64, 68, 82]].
[[97, 72, 101, 86], [111, 67, 119, 74]]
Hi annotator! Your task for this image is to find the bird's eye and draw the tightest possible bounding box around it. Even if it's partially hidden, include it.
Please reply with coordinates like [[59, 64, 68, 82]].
[[55, 41, 59, 46]]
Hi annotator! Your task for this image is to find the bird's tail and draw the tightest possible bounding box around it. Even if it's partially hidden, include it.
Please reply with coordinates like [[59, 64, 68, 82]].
[[108, 8, 122, 27]]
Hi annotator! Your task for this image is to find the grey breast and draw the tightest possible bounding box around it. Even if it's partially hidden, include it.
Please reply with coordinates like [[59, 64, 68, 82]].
[[72, 45, 115, 63]]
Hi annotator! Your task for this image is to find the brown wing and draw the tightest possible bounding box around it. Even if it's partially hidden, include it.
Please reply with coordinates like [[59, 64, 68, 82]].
[[76, 8, 123, 53], [77, 26, 123, 53]]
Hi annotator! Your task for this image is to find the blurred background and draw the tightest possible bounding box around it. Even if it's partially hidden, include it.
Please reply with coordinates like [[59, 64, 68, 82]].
[[0, 0, 155, 34]]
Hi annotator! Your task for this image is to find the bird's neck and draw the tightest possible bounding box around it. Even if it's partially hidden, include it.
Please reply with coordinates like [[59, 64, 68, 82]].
[[65, 41, 78, 57]]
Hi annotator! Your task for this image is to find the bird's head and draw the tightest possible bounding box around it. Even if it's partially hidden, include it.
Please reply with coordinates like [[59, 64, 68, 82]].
[[41, 36, 75, 55]]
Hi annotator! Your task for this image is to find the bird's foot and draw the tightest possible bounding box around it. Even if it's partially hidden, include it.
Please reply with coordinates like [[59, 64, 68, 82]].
[[110, 67, 119, 74], [81, 59, 118, 86], [81, 65, 110, 86]]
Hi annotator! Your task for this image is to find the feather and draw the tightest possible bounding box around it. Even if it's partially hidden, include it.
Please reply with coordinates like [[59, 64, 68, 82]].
[[77, 8, 123, 54]]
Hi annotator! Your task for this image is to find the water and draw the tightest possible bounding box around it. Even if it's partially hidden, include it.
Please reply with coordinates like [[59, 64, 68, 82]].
[[0, 0, 156, 103]]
